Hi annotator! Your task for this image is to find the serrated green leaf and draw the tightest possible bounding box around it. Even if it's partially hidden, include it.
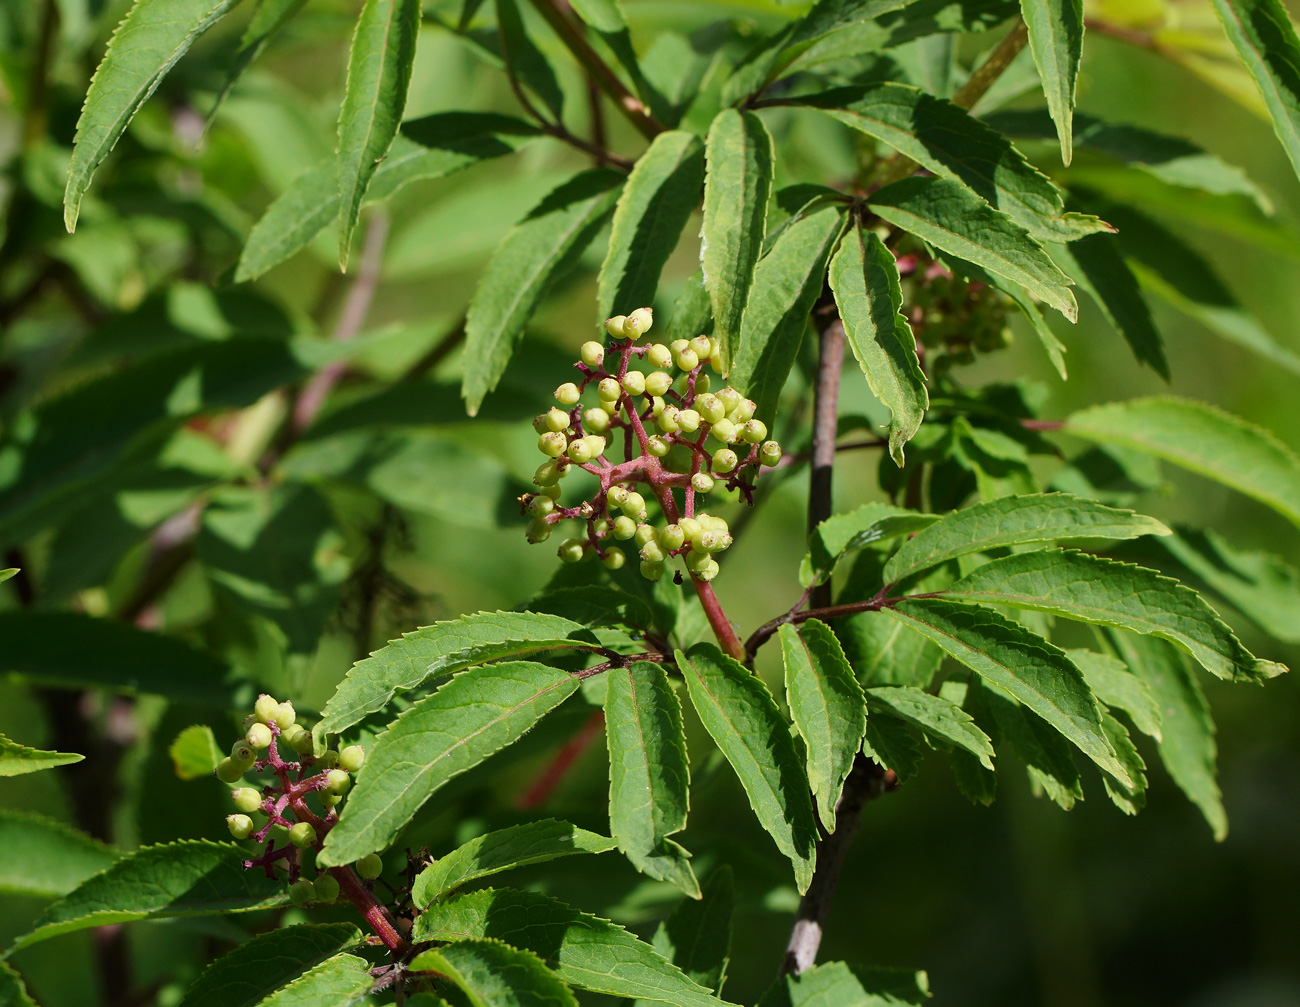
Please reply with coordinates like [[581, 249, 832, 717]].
[[1109, 634, 1226, 839], [760, 959, 925, 1007], [1066, 397, 1300, 528], [838, 553, 949, 688], [779, 621, 867, 826], [336, 0, 421, 267], [1065, 649, 1162, 740], [946, 549, 1286, 682], [801, 83, 1103, 241], [497, 0, 565, 123], [0, 811, 118, 898], [413, 820, 617, 907], [677, 644, 818, 893], [411, 938, 578, 1007], [0, 569, 16, 584], [642, 866, 734, 998], [861, 710, 923, 781], [169, 725, 222, 780], [318, 611, 601, 735], [807, 504, 938, 588], [63, 0, 241, 231], [598, 131, 705, 324], [882, 492, 1170, 584], [255, 953, 372, 1007], [1211, 0, 1300, 185], [0, 612, 234, 704], [865, 686, 994, 769], [1021, 0, 1084, 164], [829, 223, 928, 465], [1099, 710, 1147, 814], [526, 587, 655, 632], [665, 268, 715, 345], [0, 733, 82, 776], [1157, 526, 1300, 643], [463, 169, 623, 414], [701, 110, 774, 374], [0, 962, 35, 1007], [979, 678, 1084, 809], [412, 888, 736, 1007], [884, 599, 1132, 785], [729, 203, 846, 424], [868, 176, 1077, 321], [6, 841, 287, 955], [605, 662, 698, 897], [1051, 234, 1168, 378], [177, 924, 363, 1007], [318, 663, 581, 866]]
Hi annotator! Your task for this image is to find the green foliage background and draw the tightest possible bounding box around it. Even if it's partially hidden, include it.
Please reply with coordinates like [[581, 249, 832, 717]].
[[1, 1, 1298, 1005]]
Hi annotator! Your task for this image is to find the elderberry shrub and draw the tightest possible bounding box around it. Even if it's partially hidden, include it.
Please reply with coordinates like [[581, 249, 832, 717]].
[[522, 307, 782, 583], [213, 693, 368, 905]]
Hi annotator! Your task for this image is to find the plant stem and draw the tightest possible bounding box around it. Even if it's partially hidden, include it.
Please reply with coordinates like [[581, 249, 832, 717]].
[[330, 865, 410, 955], [693, 577, 746, 661], [527, 0, 663, 139], [808, 314, 845, 610]]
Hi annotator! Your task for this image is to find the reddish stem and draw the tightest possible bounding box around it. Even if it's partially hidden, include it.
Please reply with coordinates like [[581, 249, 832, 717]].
[[516, 709, 607, 809], [330, 865, 409, 955], [693, 578, 745, 661]]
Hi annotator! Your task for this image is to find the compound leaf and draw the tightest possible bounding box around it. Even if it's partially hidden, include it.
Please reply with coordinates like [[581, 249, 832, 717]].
[[677, 644, 818, 893], [885, 599, 1132, 785], [413, 821, 617, 908], [64, 0, 240, 231], [177, 924, 364, 1007], [702, 110, 774, 373], [336, 0, 421, 267], [463, 169, 623, 414], [883, 492, 1170, 584], [412, 888, 736, 1007], [605, 662, 698, 897], [1066, 649, 1162, 740], [829, 223, 928, 465], [779, 621, 867, 825], [6, 841, 287, 955], [318, 663, 581, 866], [868, 176, 1077, 321]]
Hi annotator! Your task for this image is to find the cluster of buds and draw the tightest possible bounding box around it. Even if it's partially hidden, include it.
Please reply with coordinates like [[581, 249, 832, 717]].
[[897, 249, 1012, 372], [522, 307, 782, 582], [215, 693, 378, 902]]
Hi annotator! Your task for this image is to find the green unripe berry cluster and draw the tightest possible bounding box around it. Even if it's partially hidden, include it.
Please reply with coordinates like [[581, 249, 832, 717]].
[[898, 248, 1013, 372], [522, 306, 782, 583]]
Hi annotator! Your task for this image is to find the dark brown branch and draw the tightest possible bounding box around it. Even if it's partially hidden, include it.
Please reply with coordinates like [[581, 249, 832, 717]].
[[808, 314, 845, 610]]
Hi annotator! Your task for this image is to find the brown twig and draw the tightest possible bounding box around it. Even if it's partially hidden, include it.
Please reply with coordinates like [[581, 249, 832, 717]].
[[808, 313, 846, 610]]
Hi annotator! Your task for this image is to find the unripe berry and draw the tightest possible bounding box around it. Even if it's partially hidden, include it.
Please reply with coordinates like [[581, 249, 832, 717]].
[[710, 420, 739, 445], [593, 518, 611, 537], [312, 873, 340, 903], [319, 792, 341, 808], [286, 725, 314, 756], [356, 853, 384, 880], [339, 745, 366, 773], [690, 335, 713, 360], [542, 482, 563, 501], [546, 408, 570, 432], [694, 373, 711, 393], [650, 395, 666, 418], [227, 814, 255, 840], [696, 394, 725, 424], [254, 694, 280, 725], [731, 398, 757, 423], [612, 515, 637, 539], [557, 538, 586, 564], [624, 307, 653, 338], [583, 435, 606, 458], [760, 440, 782, 466], [607, 485, 629, 508], [289, 822, 317, 849], [231, 787, 262, 813], [670, 338, 689, 355], [713, 448, 739, 473], [247, 722, 273, 750], [677, 409, 701, 433], [634, 523, 657, 547], [326, 769, 352, 794], [580, 341, 605, 368], [640, 559, 665, 581], [640, 540, 665, 563], [532, 414, 550, 434], [216, 758, 245, 783], [275, 702, 296, 729], [526, 517, 552, 544], [692, 472, 715, 493], [602, 548, 625, 570], [656, 406, 680, 433], [230, 740, 256, 766], [659, 524, 686, 551], [647, 436, 670, 457], [673, 346, 699, 371], [647, 343, 673, 368], [555, 382, 581, 406], [289, 879, 315, 907], [318, 750, 340, 770], [679, 518, 703, 543], [567, 438, 594, 464], [598, 377, 621, 403], [584, 407, 610, 432], [529, 495, 555, 517], [716, 388, 741, 414], [700, 529, 733, 552], [696, 557, 720, 581], [534, 461, 561, 487], [685, 547, 713, 573], [644, 371, 673, 396], [605, 315, 628, 338], [621, 371, 646, 396], [622, 492, 647, 520], [742, 419, 768, 443], [538, 432, 567, 458]]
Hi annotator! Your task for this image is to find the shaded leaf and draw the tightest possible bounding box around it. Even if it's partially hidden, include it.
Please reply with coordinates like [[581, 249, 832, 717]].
[[318, 663, 581, 866], [980, 679, 1084, 809], [1066, 649, 1162, 740], [0, 811, 118, 898], [1099, 710, 1147, 814], [409, 938, 578, 1007], [177, 924, 364, 1007], [255, 953, 372, 1007], [865, 686, 994, 769], [497, 0, 565, 122], [642, 867, 735, 997], [1021, 0, 1084, 164], [0, 963, 35, 1007], [807, 503, 938, 588]]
